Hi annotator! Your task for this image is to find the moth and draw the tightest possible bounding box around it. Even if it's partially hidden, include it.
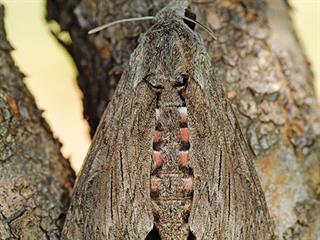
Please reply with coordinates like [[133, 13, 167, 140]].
[[61, 1, 275, 239]]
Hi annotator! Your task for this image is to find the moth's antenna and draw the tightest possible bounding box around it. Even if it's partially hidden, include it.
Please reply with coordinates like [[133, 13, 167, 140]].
[[88, 15, 217, 41], [182, 16, 217, 40], [88, 16, 155, 34], [191, 0, 215, 4]]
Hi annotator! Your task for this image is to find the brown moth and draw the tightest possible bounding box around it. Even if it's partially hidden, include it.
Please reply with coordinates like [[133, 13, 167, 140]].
[[61, 1, 275, 239]]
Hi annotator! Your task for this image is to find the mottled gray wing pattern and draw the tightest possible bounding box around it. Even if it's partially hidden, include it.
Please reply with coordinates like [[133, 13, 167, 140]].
[[61, 58, 155, 239], [187, 51, 275, 240]]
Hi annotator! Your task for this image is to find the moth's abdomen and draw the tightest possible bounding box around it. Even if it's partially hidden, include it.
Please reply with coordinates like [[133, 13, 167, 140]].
[[150, 106, 194, 240]]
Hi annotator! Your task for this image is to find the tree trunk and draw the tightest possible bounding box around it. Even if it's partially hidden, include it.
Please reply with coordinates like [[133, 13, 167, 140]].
[[0, 4, 75, 239], [46, 0, 320, 239]]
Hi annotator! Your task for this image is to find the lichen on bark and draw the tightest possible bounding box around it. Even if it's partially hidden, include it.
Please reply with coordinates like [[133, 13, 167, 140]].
[[0, 4, 75, 239]]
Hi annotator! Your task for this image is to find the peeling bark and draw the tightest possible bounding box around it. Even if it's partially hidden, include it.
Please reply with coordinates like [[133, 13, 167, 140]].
[[46, 0, 320, 239], [0, 4, 75, 239]]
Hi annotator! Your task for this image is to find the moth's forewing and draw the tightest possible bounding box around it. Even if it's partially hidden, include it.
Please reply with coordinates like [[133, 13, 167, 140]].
[[61, 59, 156, 239], [186, 52, 275, 239]]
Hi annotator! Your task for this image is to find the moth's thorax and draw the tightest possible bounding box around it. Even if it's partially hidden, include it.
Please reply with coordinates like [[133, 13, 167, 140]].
[[159, 86, 185, 108]]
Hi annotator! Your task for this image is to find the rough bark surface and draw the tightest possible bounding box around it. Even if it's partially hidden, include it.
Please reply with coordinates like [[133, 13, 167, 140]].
[[46, 0, 320, 239], [0, 4, 75, 239]]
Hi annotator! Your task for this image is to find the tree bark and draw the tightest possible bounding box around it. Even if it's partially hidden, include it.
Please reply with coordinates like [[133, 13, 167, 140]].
[[0, 4, 75, 239], [46, 0, 320, 239]]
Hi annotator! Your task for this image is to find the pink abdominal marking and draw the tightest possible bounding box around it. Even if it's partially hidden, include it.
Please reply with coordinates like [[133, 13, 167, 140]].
[[151, 106, 193, 189], [151, 178, 161, 192], [182, 177, 193, 193], [179, 151, 189, 167], [150, 104, 194, 237], [153, 151, 163, 168], [153, 130, 161, 143], [180, 128, 190, 143]]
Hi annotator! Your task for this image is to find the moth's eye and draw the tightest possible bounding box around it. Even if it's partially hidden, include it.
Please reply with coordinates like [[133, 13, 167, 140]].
[[144, 74, 164, 91], [173, 74, 188, 88]]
